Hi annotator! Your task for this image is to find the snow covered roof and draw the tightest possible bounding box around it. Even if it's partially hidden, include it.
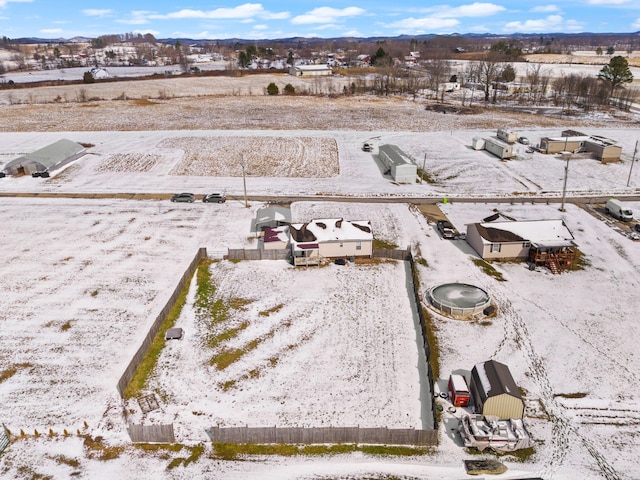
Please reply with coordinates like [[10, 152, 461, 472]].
[[378, 144, 413, 167], [289, 218, 373, 248], [472, 360, 522, 400], [473, 219, 575, 246]]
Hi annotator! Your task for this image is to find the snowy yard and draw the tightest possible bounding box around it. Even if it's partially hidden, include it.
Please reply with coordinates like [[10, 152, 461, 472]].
[[1, 82, 640, 478]]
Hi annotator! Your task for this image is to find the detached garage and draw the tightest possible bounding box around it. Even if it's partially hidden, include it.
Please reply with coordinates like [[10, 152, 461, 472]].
[[4, 139, 86, 176], [470, 359, 525, 419]]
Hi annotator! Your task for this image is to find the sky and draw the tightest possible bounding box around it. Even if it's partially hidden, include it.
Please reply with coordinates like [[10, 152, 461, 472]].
[[0, 0, 639, 41]]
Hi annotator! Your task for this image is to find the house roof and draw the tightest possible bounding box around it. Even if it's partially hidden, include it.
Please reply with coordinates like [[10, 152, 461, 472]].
[[5, 139, 85, 172], [472, 219, 575, 246], [472, 360, 522, 400], [289, 218, 373, 250], [263, 226, 289, 244]]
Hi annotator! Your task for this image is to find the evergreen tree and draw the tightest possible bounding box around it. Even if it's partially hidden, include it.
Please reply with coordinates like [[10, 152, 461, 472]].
[[598, 55, 633, 97]]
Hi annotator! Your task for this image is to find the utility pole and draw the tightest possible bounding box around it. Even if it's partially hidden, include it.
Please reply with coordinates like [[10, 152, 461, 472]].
[[421, 153, 426, 184], [560, 153, 570, 212], [240, 155, 249, 208], [626, 140, 638, 187]]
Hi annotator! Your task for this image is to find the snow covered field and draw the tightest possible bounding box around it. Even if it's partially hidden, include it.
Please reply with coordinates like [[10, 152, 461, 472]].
[[1, 82, 640, 478]]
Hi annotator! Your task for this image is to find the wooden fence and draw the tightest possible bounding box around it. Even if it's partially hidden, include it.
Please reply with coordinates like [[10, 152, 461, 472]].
[[227, 248, 290, 261], [116, 247, 208, 397], [373, 248, 412, 261], [128, 423, 175, 443], [407, 252, 437, 428], [205, 426, 437, 446]]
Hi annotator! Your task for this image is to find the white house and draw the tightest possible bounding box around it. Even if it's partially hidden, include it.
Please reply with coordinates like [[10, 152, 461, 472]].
[[289, 218, 373, 266], [289, 64, 332, 77]]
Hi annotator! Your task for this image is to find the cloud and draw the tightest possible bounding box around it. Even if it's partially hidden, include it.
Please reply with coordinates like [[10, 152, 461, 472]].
[[413, 2, 506, 18], [0, 0, 32, 8], [291, 7, 365, 25], [633, 17, 640, 29], [147, 3, 289, 20], [531, 5, 560, 12], [117, 11, 151, 25], [39, 28, 63, 34], [383, 3, 503, 33], [83, 9, 112, 17], [503, 14, 565, 32], [586, 0, 630, 4]]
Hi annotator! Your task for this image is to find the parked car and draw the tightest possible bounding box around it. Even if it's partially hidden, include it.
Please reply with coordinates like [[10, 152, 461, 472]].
[[518, 136, 529, 145], [437, 220, 456, 239], [171, 192, 195, 203], [362, 142, 373, 152], [634, 223, 640, 233], [203, 193, 226, 203]]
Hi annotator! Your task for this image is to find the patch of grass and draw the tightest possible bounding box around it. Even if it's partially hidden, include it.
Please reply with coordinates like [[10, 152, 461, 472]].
[[259, 304, 284, 316], [134, 443, 183, 453], [83, 436, 125, 461], [207, 321, 250, 349], [61, 320, 72, 331], [132, 98, 158, 106], [123, 260, 200, 399], [471, 258, 506, 282], [52, 455, 80, 468], [167, 445, 205, 469], [0, 363, 32, 383], [373, 238, 399, 249], [567, 248, 590, 271], [497, 446, 537, 462], [228, 297, 254, 310], [554, 392, 587, 399], [417, 168, 438, 184], [16, 466, 52, 480], [210, 443, 434, 460]]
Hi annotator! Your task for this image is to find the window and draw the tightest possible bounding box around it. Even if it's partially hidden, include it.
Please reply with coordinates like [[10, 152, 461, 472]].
[[490, 243, 501, 253], [356, 241, 362, 250], [522, 241, 531, 248], [339, 242, 344, 248]]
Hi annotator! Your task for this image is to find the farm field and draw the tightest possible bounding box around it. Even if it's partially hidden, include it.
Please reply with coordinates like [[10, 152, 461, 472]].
[[1, 70, 640, 479]]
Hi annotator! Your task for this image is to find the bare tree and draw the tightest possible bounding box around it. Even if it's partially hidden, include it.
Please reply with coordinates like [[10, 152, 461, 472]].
[[424, 58, 450, 100]]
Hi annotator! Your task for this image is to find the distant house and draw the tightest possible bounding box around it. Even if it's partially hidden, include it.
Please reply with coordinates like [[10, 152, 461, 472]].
[[90, 67, 109, 79], [469, 360, 525, 419], [289, 218, 373, 266], [4, 139, 85, 176], [377, 145, 418, 184], [289, 64, 332, 77]]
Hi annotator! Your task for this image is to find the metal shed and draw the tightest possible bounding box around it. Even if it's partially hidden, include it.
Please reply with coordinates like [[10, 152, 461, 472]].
[[469, 360, 524, 419], [377, 144, 418, 183], [4, 139, 85, 176], [251, 206, 292, 234]]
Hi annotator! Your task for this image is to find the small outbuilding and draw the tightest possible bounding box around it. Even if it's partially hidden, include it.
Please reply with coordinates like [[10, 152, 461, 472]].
[[261, 225, 290, 250], [448, 374, 471, 407], [4, 139, 85, 176], [470, 360, 524, 419], [377, 144, 418, 183], [251, 206, 292, 234]]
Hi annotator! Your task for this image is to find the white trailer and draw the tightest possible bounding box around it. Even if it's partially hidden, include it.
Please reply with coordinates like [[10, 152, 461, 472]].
[[497, 129, 517, 144], [484, 138, 514, 159]]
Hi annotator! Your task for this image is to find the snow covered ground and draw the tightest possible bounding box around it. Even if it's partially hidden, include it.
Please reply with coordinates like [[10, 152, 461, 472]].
[[2, 123, 640, 479]]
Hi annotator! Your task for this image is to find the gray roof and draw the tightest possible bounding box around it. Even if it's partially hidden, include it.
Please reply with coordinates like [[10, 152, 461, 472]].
[[378, 144, 413, 167], [471, 359, 522, 400], [5, 139, 85, 172]]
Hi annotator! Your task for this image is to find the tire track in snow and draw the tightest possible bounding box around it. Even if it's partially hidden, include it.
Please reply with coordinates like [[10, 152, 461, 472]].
[[492, 288, 623, 480]]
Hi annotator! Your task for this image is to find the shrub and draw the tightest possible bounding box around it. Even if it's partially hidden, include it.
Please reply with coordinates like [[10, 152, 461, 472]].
[[83, 71, 95, 84], [283, 83, 295, 95], [266, 82, 279, 95]]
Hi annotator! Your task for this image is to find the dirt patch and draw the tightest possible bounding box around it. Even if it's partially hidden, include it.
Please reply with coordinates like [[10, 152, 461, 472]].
[[162, 136, 339, 177]]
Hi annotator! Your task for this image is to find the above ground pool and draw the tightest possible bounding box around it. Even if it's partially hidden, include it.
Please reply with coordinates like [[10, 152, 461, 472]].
[[427, 283, 493, 319]]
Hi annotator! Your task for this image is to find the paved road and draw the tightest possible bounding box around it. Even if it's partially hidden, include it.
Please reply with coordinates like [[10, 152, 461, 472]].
[[2, 192, 640, 205]]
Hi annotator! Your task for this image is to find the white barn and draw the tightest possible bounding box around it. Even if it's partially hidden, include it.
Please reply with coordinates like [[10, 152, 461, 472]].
[[377, 144, 418, 184], [4, 139, 85, 176]]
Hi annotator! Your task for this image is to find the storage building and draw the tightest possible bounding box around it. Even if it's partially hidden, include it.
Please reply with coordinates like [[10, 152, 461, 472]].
[[377, 144, 418, 183], [4, 139, 85, 176], [470, 360, 524, 419], [484, 138, 513, 160], [448, 374, 471, 407]]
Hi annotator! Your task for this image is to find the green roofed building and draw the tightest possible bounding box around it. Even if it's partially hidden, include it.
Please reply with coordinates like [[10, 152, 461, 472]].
[[4, 139, 86, 176]]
